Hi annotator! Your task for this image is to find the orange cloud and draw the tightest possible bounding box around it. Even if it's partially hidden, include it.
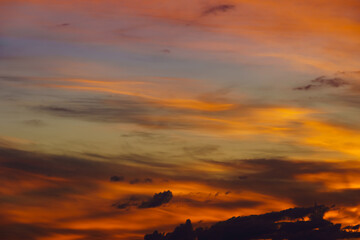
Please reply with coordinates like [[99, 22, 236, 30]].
[[303, 121, 360, 157], [2, 0, 360, 71]]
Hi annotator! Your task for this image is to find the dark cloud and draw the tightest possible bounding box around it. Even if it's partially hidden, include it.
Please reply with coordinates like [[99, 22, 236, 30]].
[[204, 158, 360, 207], [343, 224, 360, 231], [115, 202, 131, 209], [0, 146, 118, 180], [114, 190, 173, 209], [110, 175, 124, 182], [145, 205, 360, 240], [0, 146, 168, 193], [294, 76, 349, 90], [145, 178, 153, 183], [2, 145, 360, 209], [139, 190, 173, 208], [2, 144, 360, 238], [34, 97, 198, 129], [202, 4, 236, 16]]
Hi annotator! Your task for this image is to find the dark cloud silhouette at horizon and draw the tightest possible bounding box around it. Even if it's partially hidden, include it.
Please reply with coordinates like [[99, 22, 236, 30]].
[[144, 205, 360, 240]]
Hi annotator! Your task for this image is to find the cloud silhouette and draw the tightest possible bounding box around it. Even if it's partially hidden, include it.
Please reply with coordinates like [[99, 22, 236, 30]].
[[202, 4, 236, 16], [114, 190, 173, 209], [110, 175, 124, 182], [294, 76, 349, 90], [144, 205, 360, 240], [139, 190, 173, 208]]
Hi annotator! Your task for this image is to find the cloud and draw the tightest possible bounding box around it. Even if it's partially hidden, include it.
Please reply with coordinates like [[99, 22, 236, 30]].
[[2, 144, 360, 210], [294, 76, 349, 90], [57, 23, 70, 27], [139, 190, 173, 208], [34, 97, 202, 129], [145, 205, 360, 240], [293, 71, 360, 109], [114, 190, 173, 209], [1, 145, 360, 238], [204, 158, 360, 207], [110, 175, 124, 182], [202, 4, 236, 16]]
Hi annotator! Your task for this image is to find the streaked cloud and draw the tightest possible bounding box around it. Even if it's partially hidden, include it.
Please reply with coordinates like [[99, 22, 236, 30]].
[[202, 4, 236, 16], [294, 76, 349, 91]]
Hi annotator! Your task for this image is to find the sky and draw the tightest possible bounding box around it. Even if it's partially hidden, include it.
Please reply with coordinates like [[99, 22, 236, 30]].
[[1, 0, 360, 239]]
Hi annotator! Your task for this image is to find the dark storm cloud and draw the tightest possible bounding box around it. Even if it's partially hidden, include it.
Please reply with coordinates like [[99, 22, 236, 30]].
[[294, 76, 349, 90], [202, 4, 236, 16]]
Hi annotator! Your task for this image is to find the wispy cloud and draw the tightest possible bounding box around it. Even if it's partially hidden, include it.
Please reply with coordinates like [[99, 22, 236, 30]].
[[294, 76, 349, 91], [202, 4, 236, 16], [1, 145, 360, 239]]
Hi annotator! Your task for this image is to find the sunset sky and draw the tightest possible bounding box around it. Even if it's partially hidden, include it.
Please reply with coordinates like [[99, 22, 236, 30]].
[[1, 0, 360, 239]]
